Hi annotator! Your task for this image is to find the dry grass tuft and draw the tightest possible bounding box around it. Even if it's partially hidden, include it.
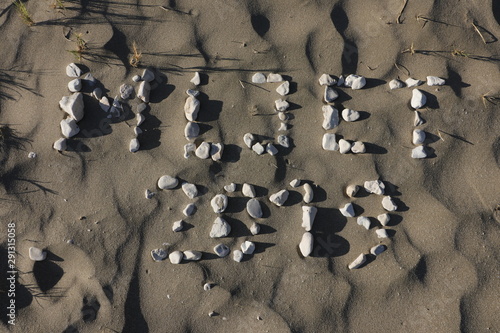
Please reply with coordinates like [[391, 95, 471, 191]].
[[129, 42, 142, 68], [13, 0, 34, 26]]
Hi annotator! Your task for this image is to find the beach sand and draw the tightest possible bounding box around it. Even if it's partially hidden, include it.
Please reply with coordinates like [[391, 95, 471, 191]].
[[0, 0, 499, 332]]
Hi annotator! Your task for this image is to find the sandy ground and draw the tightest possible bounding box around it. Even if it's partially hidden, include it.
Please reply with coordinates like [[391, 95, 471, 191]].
[[0, 0, 499, 332]]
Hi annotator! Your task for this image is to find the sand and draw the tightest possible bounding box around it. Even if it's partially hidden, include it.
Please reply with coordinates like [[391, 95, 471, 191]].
[[0, 0, 499, 332]]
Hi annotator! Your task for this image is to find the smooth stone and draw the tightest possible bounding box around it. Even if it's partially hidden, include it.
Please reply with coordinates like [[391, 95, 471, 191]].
[[66, 63, 82, 77], [252, 142, 265, 155], [243, 133, 255, 148], [233, 250, 244, 262], [364, 180, 385, 195], [411, 89, 426, 109], [109, 95, 122, 117], [322, 133, 339, 151], [414, 111, 425, 126], [370, 244, 386, 256], [137, 81, 151, 103], [276, 81, 290, 96], [144, 189, 155, 199], [224, 183, 236, 193], [158, 175, 178, 190], [183, 203, 196, 216], [182, 182, 198, 199], [246, 198, 263, 218], [59, 93, 84, 122], [406, 78, 423, 87], [99, 96, 110, 112], [389, 79, 405, 89], [339, 139, 351, 154], [214, 244, 230, 257], [337, 75, 345, 86], [29, 247, 46, 261], [241, 241, 255, 255], [151, 248, 167, 262], [133, 126, 142, 137], [411, 146, 427, 159], [92, 87, 102, 100], [137, 103, 147, 113], [211, 194, 228, 213], [242, 183, 256, 198], [342, 108, 360, 122], [183, 143, 196, 159], [319, 73, 336, 86], [278, 112, 288, 121], [324, 86, 338, 102], [278, 122, 288, 131], [120, 84, 134, 99], [210, 143, 224, 161], [376, 229, 389, 239], [68, 79, 82, 92], [184, 122, 200, 140], [303, 183, 314, 203], [53, 138, 67, 151], [345, 74, 366, 89], [346, 185, 359, 197], [351, 141, 366, 154], [382, 196, 398, 211], [267, 73, 283, 83], [266, 143, 278, 156], [136, 113, 145, 126], [299, 232, 314, 257], [377, 213, 390, 226], [269, 190, 289, 206], [348, 253, 366, 269], [142, 68, 155, 82], [172, 220, 184, 232], [290, 179, 301, 187], [357, 216, 371, 230], [190, 72, 201, 85], [322, 105, 339, 130], [210, 217, 231, 238], [129, 138, 140, 152], [339, 203, 355, 217], [252, 73, 266, 83], [203, 283, 212, 291], [60, 118, 80, 138], [186, 89, 200, 97], [183, 250, 202, 261], [412, 129, 426, 145], [427, 76, 445, 86], [250, 222, 260, 235], [195, 142, 211, 159], [169, 251, 183, 264], [132, 75, 141, 82], [277, 135, 290, 148], [275, 99, 289, 112], [301, 206, 317, 231]]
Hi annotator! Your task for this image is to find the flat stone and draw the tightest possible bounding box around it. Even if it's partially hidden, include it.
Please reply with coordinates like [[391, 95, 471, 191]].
[[337, 75, 345, 86], [411, 89, 426, 109], [277, 135, 290, 148], [120, 84, 135, 99], [389, 79, 405, 89], [250, 222, 260, 235], [142, 68, 155, 82], [370, 244, 386, 256], [211, 194, 228, 213], [427, 76, 445, 86], [267, 73, 283, 83], [322, 133, 339, 151], [266, 143, 278, 156], [348, 253, 366, 269], [322, 105, 339, 130], [342, 109, 360, 122], [269, 190, 289, 206], [406, 78, 423, 87], [346, 185, 359, 197], [151, 248, 167, 262], [53, 138, 67, 151], [186, 89, 199, 97], [190, 72, 201, 85], [275, 99, 289, 112], [210, 143, 224, 161], [339, 139, 351, 154], [183, 203, 196, 216], [224, 183, 236, 193], [351, 141, 366, 154], [133, 126, 142, 137], [242, 183, 256, 198], [364, 180, 385, 195], [345, 74, 366, 89], [195, 142, 211, 159], [324, 86, 338, 102], [184, 122, 200, 140], [233, 250, 243, 262], [158, 175, 178, 190], [214, 244, 230, 257], [183, 143, 196, 159], [183, 250, 202, 261], [109, 95, 122, 118], [414, 111, 425, 126], [66, 63, 83, 77], [82, 73, 96, 87], [278, 122, 288, 131], [376, 229, 389, 239], [339, 203, 355, 217], [357, 216, 371, 230], [137, 81, 151, 103], [210, 217, 231, 238], [382, 196, 398, 211], [92, 88, 102, 100], [411, 146, 427, 159], [276, 81, 290, 96], [299, 232, 314, 257], [182, 182, 198, 199], [301, 206, 317, 231], [252, 142, 265, 155], [241, 241, 255, 255], [290, 179, 301, 187], [412, 129, 426, 145], [278, 112, 288, 121], [29, 247, 46, 261], [252, 73, 266, 83], [129, 139, 140, 152], [136, 113, 145, 126], [172, 220, 184, 232], [68, 79, 82, 92], [169, 251, 183, 264], [59, 93, 84, 122], [303, 183, 314, 203], [377, 213, 390, 226], [319, 74, 336, 86], [132, 75, 141, 82], [99, 96, 110, 112], [60, 118, 80, 138], [243, 133, 255, 148], [246, 198, 263, 218]]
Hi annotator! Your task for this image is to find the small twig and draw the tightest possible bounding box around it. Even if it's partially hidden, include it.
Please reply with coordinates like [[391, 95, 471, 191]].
[[401, 42, 415, 55], [472, 22, 487, 44], [268, 163, 278, 169], [238, 80, 245, 88], [437, 130, 445, 141], [397, 0, 409, 24], [159, 5, 191, 15], [394, 62, 410, 76], [240, 80, 271, 92]]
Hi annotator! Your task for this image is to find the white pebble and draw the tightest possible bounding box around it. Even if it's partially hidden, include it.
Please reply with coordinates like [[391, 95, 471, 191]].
[[411, 89, 426, 109], [210, 143, 224, 161], [224, 183, 236, 193], [267, 73, 283, 83], [183, 203, 196, 216], [53, 138, 67, 151], [241, 241, 255, 255], [322, 105, 339, 130], [427, 76, 445, 86], [158, 175, 178, 190], [412, 129, 426, 145], [132, 75, 141, 82], [99, 96, 110, 112], [183, 143, 196, 159], [318, 74, 336, 86], [214, 244, 230, 257], [346, 185, 359, 197], [243, 133, 255, 148], [278, 122, 287, 131], [389, 79, 405, 89], [142, 68, 155, 82], [151, 248, 167, 262], [252, 73, 266, 84], [275, 99, 289, 112], [411, 146, 427, 159], [414, 111, 425, 126], [376, 229, 389, 239], [195, 142, 211, 159], [66, 63, 82, 77], [382, 196, 398, 211], [186, 89, 199, 97], [211, 194, 228, 213], [182, 182, 198, 199], [172, 220, 184, 232], [406, 78, 423, 87], [136, 113, 145, 126], [184, 122, 200, 140], [377, 213, 390, 226], [183, 250, 202, 261], [184, 96, 201, 121], [351, 141, 366, 154], [203, 283, 212, 291], [250, 222, 260, 235], [68, 79, 82, 92], [337, 75, 345, 86], [370, 244, 386, 256], [278, 112, 288, 121], [266, 143, 278, 156], [60, 118, 80, 138], [252, 142, 265, 155], [342, 109, 360, 122], [246, 198, 263, 218], [364, 180, 385, 195], [137, 81, 151, 103], [59, 93, 84, 122], [276, 81, 290, 96], [301, 206, 317, 231], [210, 217, 231, 238], [339, 203, 355, 217], [339, 139, 351, 154], [303, 183, 314, 203], [29, 247, 46, 261], [290, 179, 301, 187], [324, 86, 339, 102], [357, 216, 371, 230], [133, 126, 142, 137], [322, 133, 339, 151], [348, 253, 366, 269], [277, 135, 290, 148], [92, 87, 102, 100], [233, 250, 244, 262], [144, 189, 155, 199], [120, 84, 134, 99], [299, 232, 314, 257], [345, 74, 366, 89], [190, 72, 201, 85], [242, 183, 256, 198], [269, 190, 289, 206], [169, 251, 183, 264]]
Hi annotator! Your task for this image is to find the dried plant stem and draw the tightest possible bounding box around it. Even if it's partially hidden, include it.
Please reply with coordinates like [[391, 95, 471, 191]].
[[397, 0, 408, 24], [129, 42, 142, 68], [472, 22, 487, 44], [13, 0, 34, 26]]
